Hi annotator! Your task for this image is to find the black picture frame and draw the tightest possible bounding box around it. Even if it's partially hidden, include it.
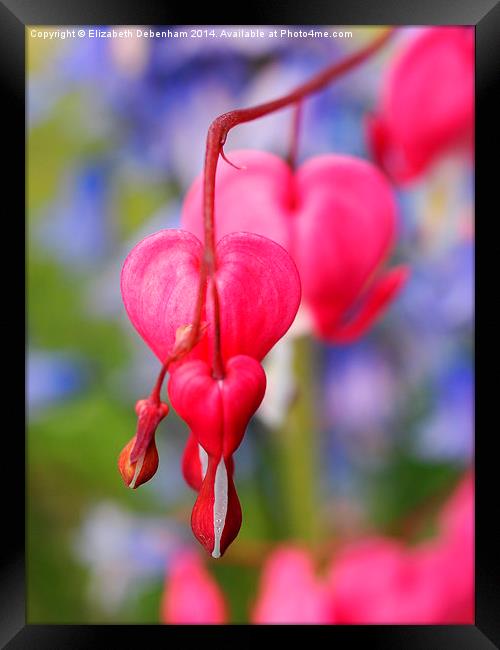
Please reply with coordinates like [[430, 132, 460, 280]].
[[4, 0, 498, 646]]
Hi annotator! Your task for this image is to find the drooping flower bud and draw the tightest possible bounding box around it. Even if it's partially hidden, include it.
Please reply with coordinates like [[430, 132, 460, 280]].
[[118, 435, 159, 489], [130, 397, 169, 464], [191, 455, 242, 559]]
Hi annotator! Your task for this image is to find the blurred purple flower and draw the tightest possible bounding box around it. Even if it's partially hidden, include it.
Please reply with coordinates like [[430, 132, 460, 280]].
[[322, 343, 400, 438]]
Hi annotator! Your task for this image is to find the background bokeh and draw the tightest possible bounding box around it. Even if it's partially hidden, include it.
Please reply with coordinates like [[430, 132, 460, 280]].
[[27, 26, 473, 623]]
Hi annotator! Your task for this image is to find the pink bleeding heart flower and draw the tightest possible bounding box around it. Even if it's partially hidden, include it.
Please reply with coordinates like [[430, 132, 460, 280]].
[[121, 228, 298, 555], [169, 355, 266, 557], [182, 150, 408, 343], [252, 546, 333, 624], [182, 432, 235, 492], [161, 550, 228, 624], [367, 27, 474, 184], [121, 228, 301, 366]]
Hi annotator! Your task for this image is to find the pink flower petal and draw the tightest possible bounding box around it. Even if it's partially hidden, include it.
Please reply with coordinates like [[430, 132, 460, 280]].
[[182, 150, 292, 250], [294, 155, 398, 339], [322, 265, 410, 342], [121, 229, 205, 364], [252, 547, 332, 624], [121, 229, 301, 365], [161, 550, 227, 624], [213, 233, 301, 362]]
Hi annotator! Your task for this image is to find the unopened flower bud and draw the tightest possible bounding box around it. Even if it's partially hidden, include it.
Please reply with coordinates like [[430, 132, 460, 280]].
[[130, 398, 169, 464], [118, 436, 159, 488]]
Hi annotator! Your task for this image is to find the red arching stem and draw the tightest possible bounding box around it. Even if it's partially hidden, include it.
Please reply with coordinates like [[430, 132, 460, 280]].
[[150, 356, 172, 404], [148, 28, 395, 395], [200, 28, 395, 377]]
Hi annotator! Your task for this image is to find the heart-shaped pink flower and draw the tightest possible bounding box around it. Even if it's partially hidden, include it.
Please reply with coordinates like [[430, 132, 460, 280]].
[[121, 229, 301, 364], [182, 151, 408, 342]]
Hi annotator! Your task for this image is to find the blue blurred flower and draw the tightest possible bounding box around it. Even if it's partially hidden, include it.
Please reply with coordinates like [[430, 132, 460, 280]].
[[396, 241, 473, 336], [28, 350, 88, 414], [415, 360, 473, 462], [36, 161, 114, 270]]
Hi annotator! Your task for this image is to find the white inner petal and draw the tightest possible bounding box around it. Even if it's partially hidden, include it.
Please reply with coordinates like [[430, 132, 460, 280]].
[[212, 457, 228, 559], [198, 444, 208, 480]]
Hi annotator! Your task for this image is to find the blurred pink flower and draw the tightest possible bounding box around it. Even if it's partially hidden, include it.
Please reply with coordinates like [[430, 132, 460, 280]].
[[328, 537, 450, 623], [161, 551, 227, 624], [367, 27, 474, 184], [328, 474, 474, 624], [430, 472, 474, 622], [251, 473, 473, 625], [182, 151, 408, 343], [252, 547, 332, 624]]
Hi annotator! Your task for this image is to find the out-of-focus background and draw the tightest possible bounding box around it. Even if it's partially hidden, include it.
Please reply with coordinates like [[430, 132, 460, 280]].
[[28, 26, 473, 623]]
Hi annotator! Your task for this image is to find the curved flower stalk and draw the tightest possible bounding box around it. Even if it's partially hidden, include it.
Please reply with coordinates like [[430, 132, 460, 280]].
[[367, 27, 474, 184], [182, 150, 409, 342]]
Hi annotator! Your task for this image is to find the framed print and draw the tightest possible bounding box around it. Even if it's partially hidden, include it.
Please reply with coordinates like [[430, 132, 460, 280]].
[[2, 0, 498, 646]]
